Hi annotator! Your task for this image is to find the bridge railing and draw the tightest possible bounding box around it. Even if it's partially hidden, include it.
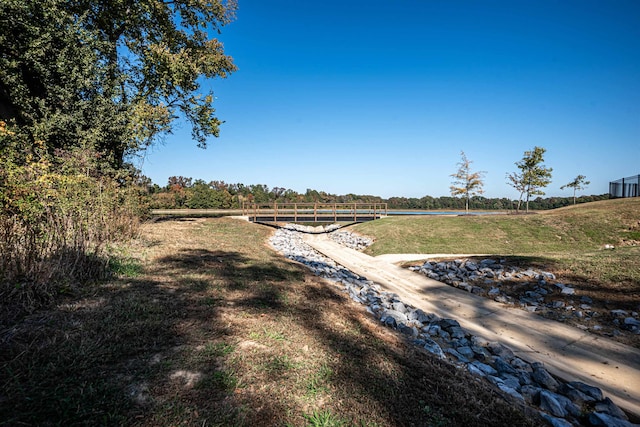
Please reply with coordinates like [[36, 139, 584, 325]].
[[242, 202, 388, 223]]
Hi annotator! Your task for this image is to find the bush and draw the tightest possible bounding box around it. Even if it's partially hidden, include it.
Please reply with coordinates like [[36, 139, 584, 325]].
[[0, 135, 145, 316]]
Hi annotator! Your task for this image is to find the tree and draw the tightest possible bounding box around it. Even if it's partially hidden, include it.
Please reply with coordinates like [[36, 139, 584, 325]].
[[449, 151, 486, 213], [1, 0, 237, 169], [506, 171, 526, 212], [508, 146, 553, 213], [0, 0, 113, 164], [561, 175, 590, 205]]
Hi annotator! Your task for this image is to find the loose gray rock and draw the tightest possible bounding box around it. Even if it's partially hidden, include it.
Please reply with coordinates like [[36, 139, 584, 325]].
[[269, 226, 632, 427], [439, 318, 461, 329], [539, 390, 568, 418], [448, 326, 466, 339], [611, 309, 629, 318], [541, 413, 574, 427], [488, 342, 515, 360], [587, 412, 636, 427], [398, 324, 419, 338], [594, 397, 629, 420], [422, 338, 446, 360], [520, 385, 540, 404], [498, 383, 524, 400], [532, 363, 560, 391], [495, 357, 518, 375], [381, 309, 408, 326], [445, 348, 469, 363], [565, 381, 603, 402], [470, 361, 498, 376], [471, 335, 490, 347], [456, 345, 475, 359]]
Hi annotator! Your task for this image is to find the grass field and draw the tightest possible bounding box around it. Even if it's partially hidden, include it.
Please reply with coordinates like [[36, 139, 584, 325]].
[[1, 217, 539, 426]]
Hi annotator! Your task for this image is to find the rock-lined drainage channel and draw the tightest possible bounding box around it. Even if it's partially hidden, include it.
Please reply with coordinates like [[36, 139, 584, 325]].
[[408, 259, 640, 338], [270, 226, 638, 427]]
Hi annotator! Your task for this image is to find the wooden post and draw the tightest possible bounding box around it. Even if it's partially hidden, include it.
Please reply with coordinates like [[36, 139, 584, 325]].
[[294, 203, 297, 222], [314, 203, 317, 222], [333, 203, 337, 222]]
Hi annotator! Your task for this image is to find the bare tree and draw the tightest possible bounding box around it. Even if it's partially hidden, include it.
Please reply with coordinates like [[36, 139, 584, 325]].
[[450, 151, 486, 213]]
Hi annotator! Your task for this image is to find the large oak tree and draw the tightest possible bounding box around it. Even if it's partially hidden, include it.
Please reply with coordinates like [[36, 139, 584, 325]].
[[0, 0, 236, 168]]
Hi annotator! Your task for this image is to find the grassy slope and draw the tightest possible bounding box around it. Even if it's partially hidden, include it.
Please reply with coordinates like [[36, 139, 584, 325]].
[[354, 198, 640, 287], [0, 217, 539, 426], [357, 198, 639, 254]]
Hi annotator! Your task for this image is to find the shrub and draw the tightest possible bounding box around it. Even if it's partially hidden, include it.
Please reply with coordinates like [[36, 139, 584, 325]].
[[0, 134, 145, 316]]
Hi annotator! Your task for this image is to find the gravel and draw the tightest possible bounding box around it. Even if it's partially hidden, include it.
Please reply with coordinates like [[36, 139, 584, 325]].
[[269, 226, 637, 427]]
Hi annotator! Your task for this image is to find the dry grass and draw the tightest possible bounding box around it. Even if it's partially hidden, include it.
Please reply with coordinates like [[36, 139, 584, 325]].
[[0, 217, 541, 426]]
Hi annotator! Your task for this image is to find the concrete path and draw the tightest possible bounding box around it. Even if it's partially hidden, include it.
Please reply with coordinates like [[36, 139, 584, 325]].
[[303, 233, 640, 419]]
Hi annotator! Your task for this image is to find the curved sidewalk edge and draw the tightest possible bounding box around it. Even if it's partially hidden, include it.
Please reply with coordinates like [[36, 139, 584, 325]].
[[375, 253, 491, 263], [303, 234, 640, 420]]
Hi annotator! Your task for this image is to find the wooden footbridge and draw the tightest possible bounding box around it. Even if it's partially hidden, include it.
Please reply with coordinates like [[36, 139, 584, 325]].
[[242, 202, 387, 224]]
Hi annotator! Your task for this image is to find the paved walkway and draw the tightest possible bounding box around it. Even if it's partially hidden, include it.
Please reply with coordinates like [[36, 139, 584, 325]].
[[303, 233, 640, 419]]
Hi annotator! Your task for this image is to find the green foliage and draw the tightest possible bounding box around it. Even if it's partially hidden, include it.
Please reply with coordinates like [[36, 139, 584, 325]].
[[508, 146, 553, 212], [196, 369, 239, 392], [108, 257, 143, 278], [561, 174, 590, 205], [186, 179, 233, 209], [0, 145, 145, 314], [0, 0, 226, 317], [0, 0, 122, 164], [1, 0, 236, 168], [303, 410, 348, 427], [69, 0, 237, 162], [148, 174, 608, 211], [306, 363, 333, 398]]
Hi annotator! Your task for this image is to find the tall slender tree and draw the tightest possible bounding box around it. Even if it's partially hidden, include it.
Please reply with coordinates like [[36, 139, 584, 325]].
[[508, 146, 553, 213], [561, 175, 590, 205], [450, 151, 486, 213], [506, 171, 527, 212]]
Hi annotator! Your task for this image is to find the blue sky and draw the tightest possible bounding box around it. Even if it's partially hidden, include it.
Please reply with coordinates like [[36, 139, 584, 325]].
[[139, 0, 640, 199]]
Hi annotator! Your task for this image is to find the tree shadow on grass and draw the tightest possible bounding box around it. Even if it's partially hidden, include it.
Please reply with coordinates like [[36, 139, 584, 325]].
[[1, 242, 540, 427], [0, 245, 310, 426], [290, 282, 542, 427]]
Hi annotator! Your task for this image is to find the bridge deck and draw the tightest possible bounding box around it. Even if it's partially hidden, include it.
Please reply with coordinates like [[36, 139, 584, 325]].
[[243, 202, 387, 224]]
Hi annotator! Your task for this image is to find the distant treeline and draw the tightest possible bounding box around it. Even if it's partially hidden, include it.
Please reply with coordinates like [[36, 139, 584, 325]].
[[148, 176, 609, 211]]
